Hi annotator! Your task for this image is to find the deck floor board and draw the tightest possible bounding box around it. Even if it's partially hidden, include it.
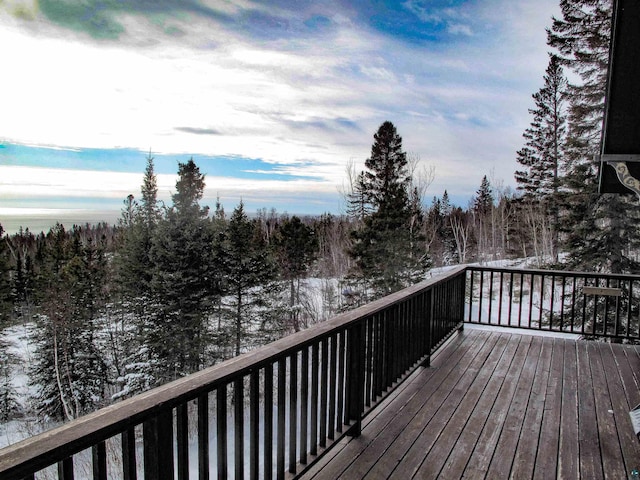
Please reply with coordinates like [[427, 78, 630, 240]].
[[297, 328, 640, 480]]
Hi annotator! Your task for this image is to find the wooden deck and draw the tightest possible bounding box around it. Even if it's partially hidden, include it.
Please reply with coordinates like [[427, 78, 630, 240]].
[[299, 327, 640, 479]]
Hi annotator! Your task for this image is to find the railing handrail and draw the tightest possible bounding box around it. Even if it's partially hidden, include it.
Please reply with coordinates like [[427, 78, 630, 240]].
[[468, 264, 640, 281], [0, 265, 467, 478]]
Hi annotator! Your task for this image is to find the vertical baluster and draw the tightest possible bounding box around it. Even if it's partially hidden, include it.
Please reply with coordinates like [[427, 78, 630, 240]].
[[426, 288, 433, 364], [507, 272, 514, 326], [592, 279, 599, 335], [345, 321, 365, 437], [289, 354, 298, 474], [404, 301, 411, 368], [143, 410, 174, 480], [122, 427, 137, 480], [58, 457, 74, 480], [337, 331, 346, 433], [319, 338, 329, 448], [488, 270, 494, 324], [300, 348, 309, 463], [329, 335, 338, 439], [372, 315, 380, 399], [395, 304, 402, 378], [518, 272, 524, 327], [538, 274, 545, 329], [478, 270, 484, 323], [217, 386, 227, 480], [310, 343, 319, 456], [383, 310, 392, 390], [409, 297, 417, 364], [615, 279, 622, 337], [497, 271, 504, 325], [92, 441, 107, 480], [528, 274, 535, 329], [264, 364, 273, 480], [549, 275, 555, 330], [176, 403, 188, 480], [467, 269, 474, 323], [560, 276, 566, 331], [571, 276, 578, 332], [581, 277, 588, 334], [277, 359, 286, 480], [364, 319, 373, 407], [627, 281, 634, 340], [250, 370, 260, 480], [198, 393, 209, 480], [234, 378, 244, 480]]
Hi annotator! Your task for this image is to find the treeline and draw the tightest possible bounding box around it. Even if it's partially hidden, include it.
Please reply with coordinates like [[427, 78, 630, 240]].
[[0, 122, 524, 424]]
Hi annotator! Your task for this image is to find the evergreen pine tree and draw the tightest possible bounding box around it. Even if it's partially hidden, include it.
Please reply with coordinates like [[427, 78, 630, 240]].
[[148, 159, 216, 382], [0, 224, 12, 325], [223, 202, 277, 356], [472, 176, 495, 262], [273, 216, 317, 332], [548, 0, 640, 273], [350, 121, 428, 297], [515, 55, 567, 263], [30, 224, 108, 420]]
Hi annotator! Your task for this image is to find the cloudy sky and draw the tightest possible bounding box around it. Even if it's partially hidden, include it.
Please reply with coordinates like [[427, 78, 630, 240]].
[[0, 0, 559, 233]]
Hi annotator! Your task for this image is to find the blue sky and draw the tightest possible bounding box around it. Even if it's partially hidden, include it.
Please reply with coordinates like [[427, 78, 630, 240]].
[[0, 0, 559, 233]]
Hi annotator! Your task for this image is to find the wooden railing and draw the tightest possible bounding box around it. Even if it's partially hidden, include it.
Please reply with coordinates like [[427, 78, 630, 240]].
[[0, 266, 467, 480], [466, 266, 640, 341]]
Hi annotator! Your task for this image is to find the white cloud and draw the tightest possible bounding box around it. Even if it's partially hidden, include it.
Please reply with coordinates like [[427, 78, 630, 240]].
[[1, 0, 562, 209]]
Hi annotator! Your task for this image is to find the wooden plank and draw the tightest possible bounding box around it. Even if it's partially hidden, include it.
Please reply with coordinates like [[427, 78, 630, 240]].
[[435, 335, 526, 479], [463, 335, 533, 476], [509, 336, 554, 479], [300, 332, 638, 480], [485, 336, 543, 478], [587, 342, 626, 479], [302, 329, 483, 480], [358, 331, 504, 480], [576, 341, 604, 479], [532, 338, 566, 479], [608, 344, 640, 474]]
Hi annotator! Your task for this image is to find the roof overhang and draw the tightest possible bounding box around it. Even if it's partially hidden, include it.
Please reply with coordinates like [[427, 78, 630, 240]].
[[598, 0, 640, 195]]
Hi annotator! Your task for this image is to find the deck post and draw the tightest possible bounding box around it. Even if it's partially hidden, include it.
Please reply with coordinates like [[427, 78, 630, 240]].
[[345, 321, 365, 437], [143, 410, 174, 480], [421, 289, 433, 368]]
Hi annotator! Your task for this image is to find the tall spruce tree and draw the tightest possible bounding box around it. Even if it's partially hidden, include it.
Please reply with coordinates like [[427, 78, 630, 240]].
[[273, 216, 317, 332], [350, 121, 428, 297], [515, 55, 567, 262], [113, 154, 161, 398], [548, 0, 640, 273], [223, 202, 277, 355], [515, 55, 567, 199], [472, 176, 494, 262], [0, 224, 11, 325], [149, 159, 216, 382]]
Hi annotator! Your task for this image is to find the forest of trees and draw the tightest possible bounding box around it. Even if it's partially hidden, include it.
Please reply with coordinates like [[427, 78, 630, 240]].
[[0, 0, 638, 428]]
